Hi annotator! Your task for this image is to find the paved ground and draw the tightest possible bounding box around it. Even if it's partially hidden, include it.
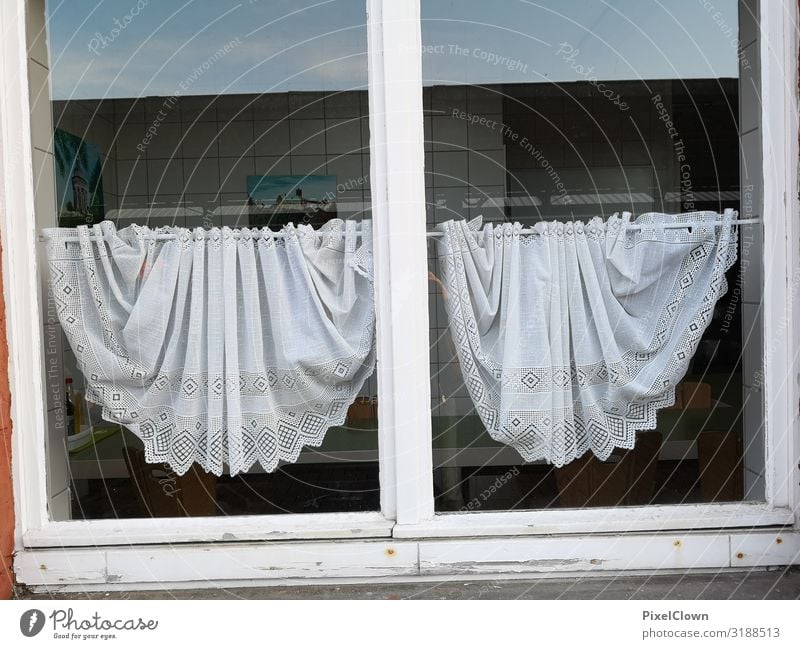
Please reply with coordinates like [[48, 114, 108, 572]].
[[20, 568, 800, 599]]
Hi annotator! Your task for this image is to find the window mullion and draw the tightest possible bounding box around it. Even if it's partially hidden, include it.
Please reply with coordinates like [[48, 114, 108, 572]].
[[368, 0, 434, 525]]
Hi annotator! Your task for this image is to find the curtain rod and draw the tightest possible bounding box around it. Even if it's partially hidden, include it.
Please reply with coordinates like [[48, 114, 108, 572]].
[[426, 216, 759, 237], [40, 217, 760, 242], [41, 231, 367, 242]]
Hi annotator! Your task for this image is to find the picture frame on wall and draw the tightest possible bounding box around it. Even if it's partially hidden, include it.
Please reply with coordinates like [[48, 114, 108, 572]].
[[53, 128, 105, 227], [247, 174, 337, 227]]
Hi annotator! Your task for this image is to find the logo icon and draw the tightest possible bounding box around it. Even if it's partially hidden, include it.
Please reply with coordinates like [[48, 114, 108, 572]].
[[20, 609, 46, 637]]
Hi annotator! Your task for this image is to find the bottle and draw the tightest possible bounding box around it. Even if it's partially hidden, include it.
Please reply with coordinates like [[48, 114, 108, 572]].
[[65, 378, 75, 436]]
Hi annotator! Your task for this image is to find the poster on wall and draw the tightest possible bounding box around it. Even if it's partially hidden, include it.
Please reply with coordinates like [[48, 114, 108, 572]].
[[54, 128, 106, 227], [247, 174, 337, 227]]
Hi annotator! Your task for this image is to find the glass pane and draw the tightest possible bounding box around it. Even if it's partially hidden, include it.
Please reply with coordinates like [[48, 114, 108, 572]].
[[423, 0, 763, 511], [41, 0, 377, 519]]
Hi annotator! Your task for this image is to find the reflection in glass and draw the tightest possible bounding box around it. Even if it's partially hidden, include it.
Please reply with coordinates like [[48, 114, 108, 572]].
[[42, 0, 377, 519], [423, 0, 761, 511]]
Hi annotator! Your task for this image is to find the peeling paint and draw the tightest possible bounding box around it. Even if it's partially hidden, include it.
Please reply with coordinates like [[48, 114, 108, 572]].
[[106, 574, 122, 583], [444, 558, 587, 572], [58, 576, 97, 582], [221, 533, 237, 541]]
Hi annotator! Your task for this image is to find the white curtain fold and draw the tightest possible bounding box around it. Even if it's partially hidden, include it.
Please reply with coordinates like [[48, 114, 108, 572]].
[[435, 210, 738, 467], [44, 219, 375, 476]]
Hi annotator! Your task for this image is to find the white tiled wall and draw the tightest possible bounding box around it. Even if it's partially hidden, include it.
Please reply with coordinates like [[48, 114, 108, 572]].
[[425, 86, 506, 227], [53, 90, 372, 229]]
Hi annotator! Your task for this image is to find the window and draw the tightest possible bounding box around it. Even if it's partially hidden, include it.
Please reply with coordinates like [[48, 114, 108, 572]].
[[421, 0, 764, 512], [7, 0, 794, 561], [39, 0, 379, 520]]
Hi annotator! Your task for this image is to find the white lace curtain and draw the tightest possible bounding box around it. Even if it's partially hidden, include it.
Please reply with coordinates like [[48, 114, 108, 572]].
[[434, 211, 738, 467], [44, 219, 375, 476]]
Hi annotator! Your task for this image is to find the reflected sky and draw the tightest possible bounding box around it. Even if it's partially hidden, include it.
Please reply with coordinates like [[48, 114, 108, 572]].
[[46, 0, 369, 99], [422, 0, 741, 84], [46, 0, 740, 100]]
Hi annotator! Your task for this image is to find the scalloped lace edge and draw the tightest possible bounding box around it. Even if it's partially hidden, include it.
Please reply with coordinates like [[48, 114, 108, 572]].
[[82, 345, 377, 477]]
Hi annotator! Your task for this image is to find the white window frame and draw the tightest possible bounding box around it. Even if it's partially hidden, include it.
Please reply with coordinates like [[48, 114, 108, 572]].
[[3, 0, 405, 548], [389, 0, 800, 539], [1, 0, 798, 586]]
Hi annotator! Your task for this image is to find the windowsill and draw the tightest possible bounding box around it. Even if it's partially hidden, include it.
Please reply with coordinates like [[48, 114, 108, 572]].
[[392, 502, 795, 539], [22, 510, 393, 547]]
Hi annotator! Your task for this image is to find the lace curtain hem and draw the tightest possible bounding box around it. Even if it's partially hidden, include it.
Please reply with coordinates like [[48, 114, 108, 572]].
[[45, 219, 375, 476], [436, 212, 738, 467]]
